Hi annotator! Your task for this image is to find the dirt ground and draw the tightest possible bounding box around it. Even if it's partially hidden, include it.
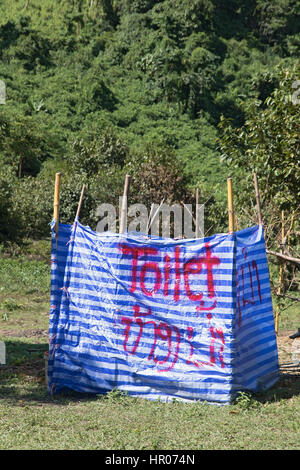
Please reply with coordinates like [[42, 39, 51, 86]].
[[277, 329, 300, 369]]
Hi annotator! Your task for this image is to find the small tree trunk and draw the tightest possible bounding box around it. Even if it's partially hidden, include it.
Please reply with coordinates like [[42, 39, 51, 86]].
[[18, 157, 23, 178]]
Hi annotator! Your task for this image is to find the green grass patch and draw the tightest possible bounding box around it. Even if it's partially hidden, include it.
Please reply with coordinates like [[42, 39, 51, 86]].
[[273, 299, 299, 334], [0, 257, 51, 294], [0, 374, 299, 450]]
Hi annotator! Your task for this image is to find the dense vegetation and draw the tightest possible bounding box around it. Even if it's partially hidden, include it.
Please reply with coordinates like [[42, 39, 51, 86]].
[[0, 0, 299, 241]]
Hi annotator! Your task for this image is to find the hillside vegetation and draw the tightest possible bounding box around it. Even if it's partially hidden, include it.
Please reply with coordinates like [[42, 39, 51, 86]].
[[0, 0, 299, 241]]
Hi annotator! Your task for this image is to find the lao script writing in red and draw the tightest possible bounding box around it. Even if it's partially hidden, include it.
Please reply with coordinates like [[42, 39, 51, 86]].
[[237, 247, 262, 327], [121, 304, 225, 372]]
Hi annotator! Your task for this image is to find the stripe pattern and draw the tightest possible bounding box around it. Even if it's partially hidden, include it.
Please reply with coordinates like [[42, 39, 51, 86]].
[[47, 221, 279, 404]]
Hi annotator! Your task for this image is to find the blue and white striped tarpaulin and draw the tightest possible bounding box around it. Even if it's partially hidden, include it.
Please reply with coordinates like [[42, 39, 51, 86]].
[[47, 221, 279, 404]]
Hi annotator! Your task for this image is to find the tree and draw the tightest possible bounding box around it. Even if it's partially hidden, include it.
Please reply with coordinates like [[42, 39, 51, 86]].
[[218, 64, 300, 315], [68, 128, 129, 175], [218, 64, 300, 233], [125, 143, 192, 208], [0, 112, 56, 178]]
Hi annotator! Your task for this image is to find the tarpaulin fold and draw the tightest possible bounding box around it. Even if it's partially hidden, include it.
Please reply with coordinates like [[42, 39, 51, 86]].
[[48, 221, 279, 404]]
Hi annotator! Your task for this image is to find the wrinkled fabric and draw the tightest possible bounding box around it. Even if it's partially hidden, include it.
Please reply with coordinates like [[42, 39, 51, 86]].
[[47, 221, 279, 404]]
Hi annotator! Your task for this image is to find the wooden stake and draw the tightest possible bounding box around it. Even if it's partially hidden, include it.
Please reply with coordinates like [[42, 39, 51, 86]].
[[275, 210, 285, 335], [75, 184, 86, 221], [253, 173, 263, 225], [195, 188, 199, 238], [53, 172, 61, 239], [119, 174, 131, 234], [227, 177, 234, 233]]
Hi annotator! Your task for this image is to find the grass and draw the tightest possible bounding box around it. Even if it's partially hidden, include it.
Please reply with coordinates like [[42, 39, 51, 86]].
[[0, 250, 299, 450], [0, 372, 299, 450]]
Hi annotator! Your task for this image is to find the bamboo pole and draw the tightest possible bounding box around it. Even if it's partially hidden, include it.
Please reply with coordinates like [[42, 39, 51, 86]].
[[53, 172, 61, 239], [75, 184, 86, 221], [195, 188, 199, 238], [119, 174, 131, 234], [253, 172, 263, 225], [275, 210, 285, 335], [227, 177, 234, 233]]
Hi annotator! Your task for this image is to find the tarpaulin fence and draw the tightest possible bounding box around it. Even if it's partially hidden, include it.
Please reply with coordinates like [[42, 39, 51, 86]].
[[47, 220, 279, 404]]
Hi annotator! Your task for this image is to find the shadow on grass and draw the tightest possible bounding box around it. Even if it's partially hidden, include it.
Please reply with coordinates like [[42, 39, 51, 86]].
[[0, 339, 106, 406], [0, 339, 300, 407], [1, 338, 48, 366], [255, 368, 300, 404], [0, 362, 103, 406]]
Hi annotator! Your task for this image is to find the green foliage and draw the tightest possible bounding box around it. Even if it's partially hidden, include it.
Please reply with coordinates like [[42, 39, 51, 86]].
[[0, 165, 19, 242], [0, 111, 56, 178], [10, 175, 53, 239], [69, 129, 129, 175], [218, 64, 300, 226], [0, 0, 298, 242], [233, 391, 260, 410], [255, 0, 300, 44]]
